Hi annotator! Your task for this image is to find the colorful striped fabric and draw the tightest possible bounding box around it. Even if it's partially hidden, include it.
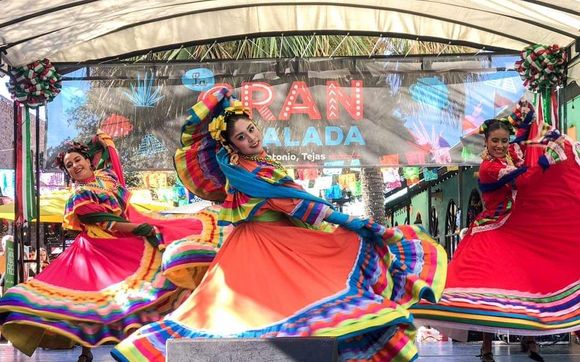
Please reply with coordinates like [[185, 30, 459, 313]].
[[0, 168, 227, 356], [289, 199, 329, 226], [218, 155, 328, 226], [215, 148, 333, 226], [385, 226, 448, 310], [174, 89, 230, 201], [88, 130, 127, 186], [412, 282, 579, 335], [63, 169, 129, 232], [161, 238, 217, 289], [1, 243, 167, 324], [0, 238, 179, 356], [114, 241, 413, 361], [1, 287, 191, 349], [112, 225, 447, 362], [160, 206, 229, 289]]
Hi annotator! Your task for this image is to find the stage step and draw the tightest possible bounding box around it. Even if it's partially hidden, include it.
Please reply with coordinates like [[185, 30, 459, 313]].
[[166, 337, 338, 362]]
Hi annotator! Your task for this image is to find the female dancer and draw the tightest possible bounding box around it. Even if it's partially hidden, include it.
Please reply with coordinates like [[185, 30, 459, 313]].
[[112, 88, 447, 361], [412, 100, 580, 361], [0, 131, 226, 361]]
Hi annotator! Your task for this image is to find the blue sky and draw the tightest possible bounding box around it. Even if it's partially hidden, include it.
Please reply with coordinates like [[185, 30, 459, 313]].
[[0, 77, 10, 98], [46, 68, 91, 147]]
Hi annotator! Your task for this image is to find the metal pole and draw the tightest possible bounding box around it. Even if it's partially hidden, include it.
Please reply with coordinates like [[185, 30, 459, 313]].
[[35, 107, 41, 275], [19, 107, 31, 282], [60, 224, 65, 254], [406, 183, 411, 224], [20, 223, 27, 281], [18, 225, 24, 282], [458, 167, 464, 229], [12, 101, 19, 286], [427, 181, 433, 235], [559, 87, 566, 132], [562, 94, 568, 134]]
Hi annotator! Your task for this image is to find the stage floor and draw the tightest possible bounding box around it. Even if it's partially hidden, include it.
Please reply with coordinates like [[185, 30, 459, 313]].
[[0, 340, 579, 361]]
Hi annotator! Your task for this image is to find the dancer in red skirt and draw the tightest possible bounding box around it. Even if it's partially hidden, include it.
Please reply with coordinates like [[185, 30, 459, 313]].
[[412, 100, 580, 361]]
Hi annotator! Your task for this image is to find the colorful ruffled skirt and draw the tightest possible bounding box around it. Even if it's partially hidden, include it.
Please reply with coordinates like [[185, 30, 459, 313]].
[[0, 207, 228, 356], [412, 142, 580, 335], [112, 223, 446, 362]]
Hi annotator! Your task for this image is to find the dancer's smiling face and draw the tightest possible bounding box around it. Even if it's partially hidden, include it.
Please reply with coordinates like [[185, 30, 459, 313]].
[[227, 117, 263, 156], [485, 128, 510, 159], [63, 151, 94, 181]]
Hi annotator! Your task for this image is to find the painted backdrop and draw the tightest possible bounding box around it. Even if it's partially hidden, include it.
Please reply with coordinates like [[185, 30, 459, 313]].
[[47, 55, 524, 170]]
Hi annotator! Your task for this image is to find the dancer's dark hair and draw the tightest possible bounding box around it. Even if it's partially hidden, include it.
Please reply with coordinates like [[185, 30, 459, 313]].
[[54, 142, 91, 171]]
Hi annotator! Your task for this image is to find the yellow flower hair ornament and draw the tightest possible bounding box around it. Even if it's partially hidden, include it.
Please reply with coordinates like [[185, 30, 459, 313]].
[[224, 100, 251, 117], [208, 114, 227, 142], [208, 100, 251, 143], [479, 118, 515, 135]]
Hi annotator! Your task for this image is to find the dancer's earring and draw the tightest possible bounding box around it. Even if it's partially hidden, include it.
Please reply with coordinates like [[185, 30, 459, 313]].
[[227, 146, 239, 165], [481, 148, 489, 160], [230, 152, 239, 165]]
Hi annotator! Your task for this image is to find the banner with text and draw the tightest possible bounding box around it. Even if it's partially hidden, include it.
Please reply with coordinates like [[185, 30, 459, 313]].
[[47, 55, 525, 169]]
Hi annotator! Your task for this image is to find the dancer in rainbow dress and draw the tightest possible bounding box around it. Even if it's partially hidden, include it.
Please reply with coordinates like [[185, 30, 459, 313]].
[[0, 131, 228, 361], [113, 88, 447, 362]]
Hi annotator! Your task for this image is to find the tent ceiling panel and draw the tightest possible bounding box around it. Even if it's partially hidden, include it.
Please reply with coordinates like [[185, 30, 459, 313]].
[[1, 0, 578, 66]]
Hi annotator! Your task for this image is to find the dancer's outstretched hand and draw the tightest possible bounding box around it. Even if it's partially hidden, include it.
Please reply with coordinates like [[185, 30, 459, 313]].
[[539, 129, 563, 145], [364, 221, 386, 235], [326, 211, 365, 231], [538, 140, 567, 170], [326, 211, 385, 240], [133, 223, 164, 249], [510, 98, 535, 129], [516, 98, 535, 118], [95, 129, 115, 148]]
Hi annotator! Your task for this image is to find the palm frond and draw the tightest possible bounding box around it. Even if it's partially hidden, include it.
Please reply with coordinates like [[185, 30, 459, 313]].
[[123, 35, 477, 63]]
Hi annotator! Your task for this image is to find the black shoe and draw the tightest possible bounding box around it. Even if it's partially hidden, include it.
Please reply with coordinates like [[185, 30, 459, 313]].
[[521, 338, 533, 352], [521, 339, 544, 362], [477, 348, 495, 362], [528, 351, 544, 362], [77, 352, 93, 362]]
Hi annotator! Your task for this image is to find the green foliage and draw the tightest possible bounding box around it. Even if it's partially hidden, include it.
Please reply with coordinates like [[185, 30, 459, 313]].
[[126, 35, 476, 62]]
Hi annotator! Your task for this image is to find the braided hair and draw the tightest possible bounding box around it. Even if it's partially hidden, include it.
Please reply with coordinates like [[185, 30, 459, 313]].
[[54, 142, 91, 172]]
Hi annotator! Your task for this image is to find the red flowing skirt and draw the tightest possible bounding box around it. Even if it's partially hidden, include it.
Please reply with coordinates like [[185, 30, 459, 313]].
[[413, 142, 580, 335]]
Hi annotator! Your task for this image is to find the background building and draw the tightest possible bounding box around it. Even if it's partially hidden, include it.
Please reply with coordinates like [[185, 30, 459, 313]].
[[0, 95, 46, 169]]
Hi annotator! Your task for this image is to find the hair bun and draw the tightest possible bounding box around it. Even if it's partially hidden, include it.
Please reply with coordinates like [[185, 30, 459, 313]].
[[479, 118, 515, 136]]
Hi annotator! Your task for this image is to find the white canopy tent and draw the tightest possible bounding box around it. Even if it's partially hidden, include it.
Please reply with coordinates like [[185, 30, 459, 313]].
[[1, 1, 578, 68]]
